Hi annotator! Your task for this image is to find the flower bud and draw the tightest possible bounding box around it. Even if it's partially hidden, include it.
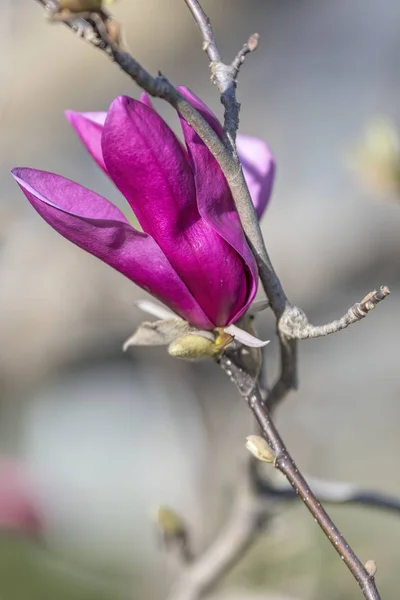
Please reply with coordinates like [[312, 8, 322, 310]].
[[168, 334, 221, 360], [155, 506, 186, 538], [365, 559, 377, 577], [245, 435, 275, 463], [155, 506, 192, 562]]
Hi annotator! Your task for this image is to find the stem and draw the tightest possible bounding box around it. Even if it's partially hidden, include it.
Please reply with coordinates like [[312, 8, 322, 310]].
[[219, 354, 381, 600]]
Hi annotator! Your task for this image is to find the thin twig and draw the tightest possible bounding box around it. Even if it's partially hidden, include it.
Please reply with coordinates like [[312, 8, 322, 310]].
[[183, 0, 258, 153], [279, 287, 391, 340], [231, 34, 260, 77], [219, 351, 381, 600], [267, 336, 297, 411], [183, 0, 221, 63]]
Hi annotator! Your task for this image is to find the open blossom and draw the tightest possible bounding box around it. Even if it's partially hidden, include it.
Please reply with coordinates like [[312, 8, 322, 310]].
[[12, 88, 275, 330]]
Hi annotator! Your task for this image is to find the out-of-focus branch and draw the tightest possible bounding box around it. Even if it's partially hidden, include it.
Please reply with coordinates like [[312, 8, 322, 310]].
[[167, 450, 400, 600], [167, 456, 271, 600], [255, 469, 400, 516], [219, 350, 381, 600]]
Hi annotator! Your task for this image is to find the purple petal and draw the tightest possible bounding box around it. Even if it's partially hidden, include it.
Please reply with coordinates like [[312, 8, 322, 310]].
[[11, 168, 213, 330], [237, 134, 275, 220], [177, 86, 258, 324], [102, 96, 196, 232], [178, 88, 275, 220], [101, 96, 250, 326], [65, 110, 107, 173], [139, 92, 153, 107], [178, 87, 224, 137], [65, 95, 151, 176]]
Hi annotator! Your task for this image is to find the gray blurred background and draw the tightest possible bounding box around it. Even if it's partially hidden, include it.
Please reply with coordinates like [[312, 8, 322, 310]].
[[0, 0, 399, 599]]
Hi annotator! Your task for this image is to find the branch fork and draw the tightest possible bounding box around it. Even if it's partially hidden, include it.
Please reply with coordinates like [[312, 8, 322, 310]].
[[279, 286, 390, 340]]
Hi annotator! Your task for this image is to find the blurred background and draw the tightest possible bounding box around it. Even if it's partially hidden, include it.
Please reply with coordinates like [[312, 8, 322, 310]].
[[0, 0, 399, 598]]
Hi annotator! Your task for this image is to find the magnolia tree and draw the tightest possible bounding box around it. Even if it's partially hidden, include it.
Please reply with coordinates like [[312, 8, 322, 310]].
[[6, 1, 398, 599]]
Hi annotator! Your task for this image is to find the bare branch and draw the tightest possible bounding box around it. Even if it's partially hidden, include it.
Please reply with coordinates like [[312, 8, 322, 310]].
[[183, 0, 221, 63], [267, 337, 297, 411], [219, 350, 381, 600], [183, 0, 258, 153], [279, 287, 391, 340], [231, 34, 260, 77]]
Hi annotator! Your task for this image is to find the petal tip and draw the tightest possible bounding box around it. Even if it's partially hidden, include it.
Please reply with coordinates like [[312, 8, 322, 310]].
[[223, 324, 270, 348], [10, 167, 26, 183], [64, 109, 80, 128]]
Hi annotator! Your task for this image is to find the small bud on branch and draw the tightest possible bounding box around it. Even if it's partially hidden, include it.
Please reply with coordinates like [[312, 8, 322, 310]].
[[245, 435, 275, 463], [365, 560, 378, 578]]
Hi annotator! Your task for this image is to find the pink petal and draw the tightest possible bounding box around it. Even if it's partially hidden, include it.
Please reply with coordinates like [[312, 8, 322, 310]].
[[237, 134, 275, 220], [101, 96, 249, 326], [11, 168, 213, 330], [178, 88, 275, 220], [65, 95, 152, 175], [0, 460, 40, 535], [139, 92, 153, 107], [177, 87, 258, 324], [178, 87, 224, 136], [65, 110, 107, 173]]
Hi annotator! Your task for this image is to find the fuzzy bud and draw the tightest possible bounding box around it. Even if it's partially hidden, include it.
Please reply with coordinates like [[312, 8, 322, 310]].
[[168, 334, 221, 360], [365, 559, 377, 577], [155, 506, 186, 538]]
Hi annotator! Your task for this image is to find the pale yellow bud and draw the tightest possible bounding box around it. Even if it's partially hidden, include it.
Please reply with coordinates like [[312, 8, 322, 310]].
[[155, 506, 186, 537], [365, 560, 377, 577], [245, 435, 275, 463], [168, 334, 221, 360]]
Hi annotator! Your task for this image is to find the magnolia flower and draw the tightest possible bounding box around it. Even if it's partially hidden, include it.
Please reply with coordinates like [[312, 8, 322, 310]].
[[12, 88, 274, 332]]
